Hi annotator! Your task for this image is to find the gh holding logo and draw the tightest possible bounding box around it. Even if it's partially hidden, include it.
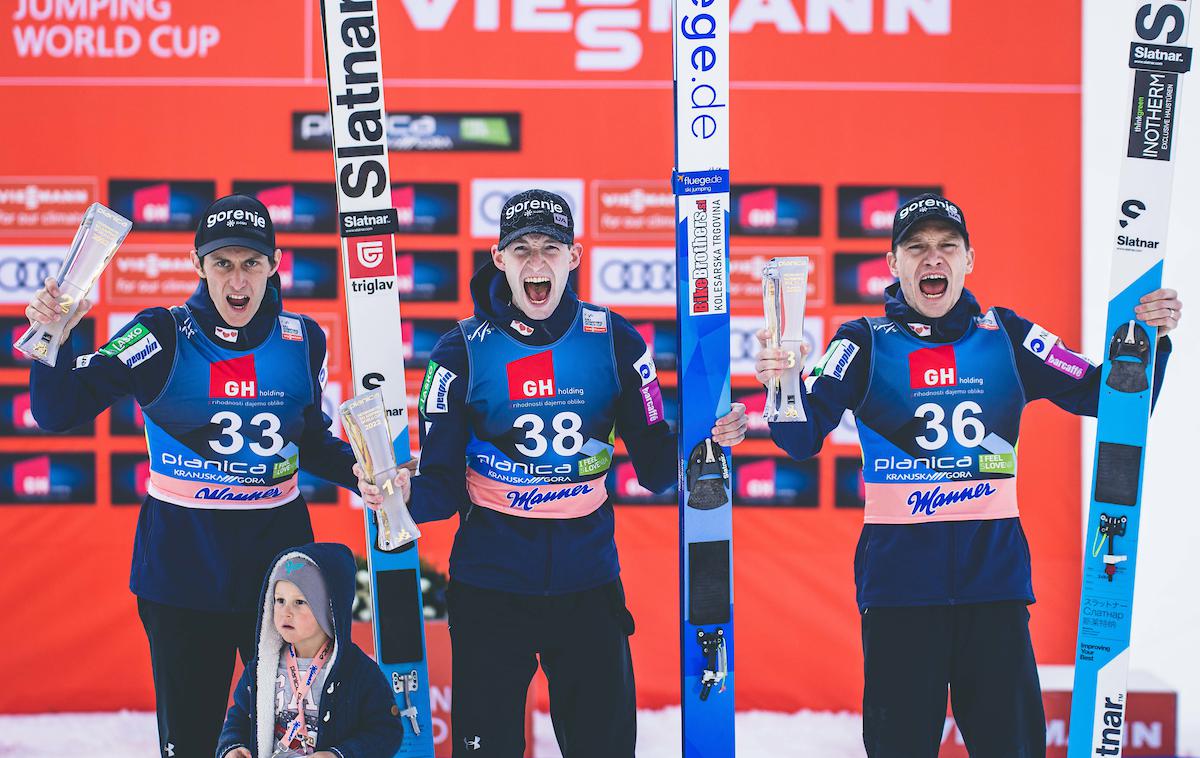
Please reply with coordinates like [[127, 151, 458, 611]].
[[908, 345, 957, 388], [507, 351, 556, 400], [210, 355, 257, 398]]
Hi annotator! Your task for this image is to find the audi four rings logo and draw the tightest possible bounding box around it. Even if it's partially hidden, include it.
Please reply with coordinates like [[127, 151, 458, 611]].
[[600, 260, 673, 292], [357, 240, 384, 268], [1, 257, 60, 292]]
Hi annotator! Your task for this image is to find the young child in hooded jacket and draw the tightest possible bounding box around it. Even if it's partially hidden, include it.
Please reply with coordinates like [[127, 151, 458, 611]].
[[217, 543, 403, 758]]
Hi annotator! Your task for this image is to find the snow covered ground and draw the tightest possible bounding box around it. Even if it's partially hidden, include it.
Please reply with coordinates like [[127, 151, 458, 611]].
[[0, 709, 867, 757]]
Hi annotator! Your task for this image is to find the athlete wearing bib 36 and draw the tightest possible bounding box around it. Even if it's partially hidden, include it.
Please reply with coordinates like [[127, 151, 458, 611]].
[[24, 194, 360, 758], [356, 189, 747, 758], [755, 193, 1182, 758]]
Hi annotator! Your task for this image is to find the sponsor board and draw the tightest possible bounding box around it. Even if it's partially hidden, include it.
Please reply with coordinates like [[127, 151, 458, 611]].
[[396, 251, 459, 302], [231, 181, 338, 233], [0, 453, 95, 504], [277, 247, 339, 300], [0, 385, 90, 435], [589, 247, 674, 307], [731, 315, 822, 378], [470, 178, 583, 239], [108, 179, 214, 231], [730, 248, 823, 310], [592, 180, 674, 240], [609, 456, 674, 505], [629, 320, 678, 370], [105, 245, 198, 304], [110, 453, 151, 505], [835, 456, 865, 507], [733, 457, 820, 506], [730, 185, 820, 236], [293, 111, 520, 152], [391, 183, 459, 235], [0, 177, 96, 235], [0, 245, 100, 305], [109, 395, 145, 436], [834, 252, 894, 305], [2, 317, 94, 368], [403, 318, 458, 367], [837, 185, 942, 238]]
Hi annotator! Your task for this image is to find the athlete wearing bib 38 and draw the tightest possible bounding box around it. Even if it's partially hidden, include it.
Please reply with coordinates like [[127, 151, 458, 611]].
[[24, 194, 361, 758], [755, 193, 1182, 758], [356, 189, 747, 758]]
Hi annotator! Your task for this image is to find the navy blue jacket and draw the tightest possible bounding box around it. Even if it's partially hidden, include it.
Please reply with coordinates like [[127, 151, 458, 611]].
[[29, 281, 358, 612], [217, 542, 403, 758], [769, 284, 1171, 610], [408, 262, 676, 594]]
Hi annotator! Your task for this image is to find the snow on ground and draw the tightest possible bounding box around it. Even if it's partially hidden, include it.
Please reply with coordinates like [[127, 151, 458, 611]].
[[0, 709, 868, 758]]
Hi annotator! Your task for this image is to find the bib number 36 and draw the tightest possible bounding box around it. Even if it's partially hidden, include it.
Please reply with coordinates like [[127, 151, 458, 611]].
[[914, 401, 985, 451]]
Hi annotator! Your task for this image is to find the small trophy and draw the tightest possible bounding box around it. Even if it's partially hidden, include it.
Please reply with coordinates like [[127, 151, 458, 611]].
[[761, 257, 810, 422], [340, 389, 421, 551], [14, 203, 133, 367]]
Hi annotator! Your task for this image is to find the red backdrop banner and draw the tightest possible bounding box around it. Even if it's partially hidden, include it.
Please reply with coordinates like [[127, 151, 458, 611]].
[[0, 0, 1081, 715]]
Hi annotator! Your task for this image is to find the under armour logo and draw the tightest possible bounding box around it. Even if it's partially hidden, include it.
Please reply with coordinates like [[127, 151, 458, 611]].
[[464, 736, 481, 750], [164, 743, 175, 757]]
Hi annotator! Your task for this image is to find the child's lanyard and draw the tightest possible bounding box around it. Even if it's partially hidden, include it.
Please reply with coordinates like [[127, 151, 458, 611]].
[[280, 640, 334, 753]]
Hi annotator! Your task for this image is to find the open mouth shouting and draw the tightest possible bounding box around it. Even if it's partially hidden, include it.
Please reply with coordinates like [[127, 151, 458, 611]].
[[918, 272, 949, 300], [226, 293, 251, 313], [524, 275, 552, 307]]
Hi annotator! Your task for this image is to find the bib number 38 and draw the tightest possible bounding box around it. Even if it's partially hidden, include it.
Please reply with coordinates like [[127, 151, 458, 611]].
[[514, 411, 584, 457]]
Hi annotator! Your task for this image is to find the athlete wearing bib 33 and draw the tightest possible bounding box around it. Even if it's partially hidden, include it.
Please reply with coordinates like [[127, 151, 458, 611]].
[[24, 194, 361, 758], [755, 193, 1182, 758], [356, 189, 747, 758]]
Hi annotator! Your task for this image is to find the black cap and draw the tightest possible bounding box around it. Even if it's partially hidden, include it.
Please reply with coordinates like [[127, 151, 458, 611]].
[[194, 194, 276, 257], [891, 192, 969, 250], [498, 189, 574, 250]]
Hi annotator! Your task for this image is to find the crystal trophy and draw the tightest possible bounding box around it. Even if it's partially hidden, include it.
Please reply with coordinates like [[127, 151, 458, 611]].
[[340, 389, 421, 551], [14, 203, 133, 366], [761, 257, 810, 422]]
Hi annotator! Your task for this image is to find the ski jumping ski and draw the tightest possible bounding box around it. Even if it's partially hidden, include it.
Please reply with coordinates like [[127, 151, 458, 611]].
[[673, 0, 735, 753], [318, 1, 435, 754], [1069, 2, 1191, 756]]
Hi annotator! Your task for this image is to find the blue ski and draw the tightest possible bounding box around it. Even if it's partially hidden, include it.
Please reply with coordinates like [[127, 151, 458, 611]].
[[673, 0, 735, 754], [318, 1, 435, 755], [1068, 3, 1191, 756]]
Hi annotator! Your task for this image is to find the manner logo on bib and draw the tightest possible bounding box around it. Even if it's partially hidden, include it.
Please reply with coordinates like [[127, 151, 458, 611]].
[[210, 354, 257, 399], [507, 351, 555, 400], [908, 345, 957, 389]]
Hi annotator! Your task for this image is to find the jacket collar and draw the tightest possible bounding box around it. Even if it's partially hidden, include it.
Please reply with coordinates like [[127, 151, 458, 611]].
[[883, 282, 982, 343]]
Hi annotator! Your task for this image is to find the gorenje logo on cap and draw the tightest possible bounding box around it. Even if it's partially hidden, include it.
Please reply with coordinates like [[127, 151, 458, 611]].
[[505, 197, 565, 220], [897, 197, 961, 222], [206, 207, 267, 230]]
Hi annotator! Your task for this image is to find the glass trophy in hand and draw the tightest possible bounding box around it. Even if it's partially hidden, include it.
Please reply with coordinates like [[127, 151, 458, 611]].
[[761, 257, 810, 422], [340, 389, 422, 551], [14, 203, 133, 366]]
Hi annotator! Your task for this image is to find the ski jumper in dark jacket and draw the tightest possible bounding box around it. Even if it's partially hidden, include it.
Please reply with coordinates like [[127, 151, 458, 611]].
[[769, 283, 1171, 757], [217, 542, 404, 758], [29, 280, 358, 758], [406, 262, 676, 757]]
